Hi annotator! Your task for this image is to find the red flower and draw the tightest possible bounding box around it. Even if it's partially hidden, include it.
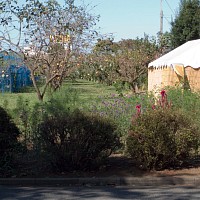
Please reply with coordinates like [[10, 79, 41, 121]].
[[160, 90, 166, 98], [135, 104, 141, 114], [136, 104, 141, 109], [152, 105, 156, 110]]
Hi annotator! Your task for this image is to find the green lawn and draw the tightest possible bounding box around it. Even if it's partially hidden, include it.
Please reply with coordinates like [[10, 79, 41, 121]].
[[0, 79, 117, 110]]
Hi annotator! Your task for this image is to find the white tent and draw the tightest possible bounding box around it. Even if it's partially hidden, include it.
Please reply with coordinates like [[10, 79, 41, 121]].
[[148, 39, 200, 69], [148, 39, 200, 92]]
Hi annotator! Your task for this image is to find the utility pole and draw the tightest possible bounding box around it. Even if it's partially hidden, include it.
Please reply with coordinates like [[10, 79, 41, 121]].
[[160, 0, 163, 35]]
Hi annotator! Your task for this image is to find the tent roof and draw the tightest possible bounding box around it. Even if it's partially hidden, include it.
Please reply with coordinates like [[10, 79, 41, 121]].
[[148, 39, 200, 69]]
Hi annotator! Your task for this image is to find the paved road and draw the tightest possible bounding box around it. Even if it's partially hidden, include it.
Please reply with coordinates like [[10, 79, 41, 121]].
[[0, 185, 200, 200]]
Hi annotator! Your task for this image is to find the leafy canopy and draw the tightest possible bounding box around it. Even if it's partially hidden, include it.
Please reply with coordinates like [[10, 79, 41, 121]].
[[171, 0, 200, 48]]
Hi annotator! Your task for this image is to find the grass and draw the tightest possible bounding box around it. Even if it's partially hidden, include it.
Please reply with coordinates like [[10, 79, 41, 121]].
[[0, 79, 117, 110], [0, 92, 39, 110], [64, 79, 116, 98]]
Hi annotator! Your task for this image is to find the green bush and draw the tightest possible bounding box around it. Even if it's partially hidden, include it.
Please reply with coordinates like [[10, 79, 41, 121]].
[[38, 109, 120, 171], [167, 87, 200, 126], [0, 106, 21, 173], [12, 96, 31, 143], [126, 108, 200, 170]]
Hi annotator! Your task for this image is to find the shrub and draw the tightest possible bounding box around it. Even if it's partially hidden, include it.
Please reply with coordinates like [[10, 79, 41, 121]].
[[12, 96, 31, 143], [0, 106, 21, 173], [126, 105, 200, 170], [38, 109, 120, 172]]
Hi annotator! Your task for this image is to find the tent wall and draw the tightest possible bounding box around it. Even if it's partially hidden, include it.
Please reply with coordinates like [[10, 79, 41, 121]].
[[185, 67, 200, 91], [148, 66, 179, 91], [148, 66, 200, 92]]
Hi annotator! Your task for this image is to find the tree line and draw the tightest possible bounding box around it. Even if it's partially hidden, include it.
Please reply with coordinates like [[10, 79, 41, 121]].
[[0, 0, 199, 100]]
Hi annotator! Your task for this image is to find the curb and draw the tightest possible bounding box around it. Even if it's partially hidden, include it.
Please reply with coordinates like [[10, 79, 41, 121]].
[[0, 176, 200, 187]]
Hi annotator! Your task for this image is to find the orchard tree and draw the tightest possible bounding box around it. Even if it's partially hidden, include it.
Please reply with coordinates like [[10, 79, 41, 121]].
[[79, 51, 118, 85], [79, 38, 119, 85], [115, 36, 158, 93], [93, 38, 119, 55], [171, 0, 200, 48], [80, 36, 159, 93], [90, 38, 119, 84], [0, 0, 99, 101]]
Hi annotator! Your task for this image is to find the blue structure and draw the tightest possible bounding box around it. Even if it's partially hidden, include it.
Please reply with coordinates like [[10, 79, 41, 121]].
[[0, 52, 32, 93]]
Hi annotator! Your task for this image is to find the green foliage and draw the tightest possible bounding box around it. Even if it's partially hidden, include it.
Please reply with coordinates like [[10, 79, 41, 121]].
[[158, 31, 173, 53], [12, 86, 81, 147], [1, 80, 200, 174], [12, 96, 31, 143], [167, 87, 200, 126], [0, 106, 21, 174], [113, 81, 130, 96], [127, 108, 200, 170], [38, 109, 120, 171], [126, 90, 200, 170], [2, 99, 9, 111], [5, 81, 117, 147], [93, 38, 119, 54], [115, 36, 159, 92], [89, 92, 151, 148], [80, 36, 159, 93], [171, 0, 200, 48]]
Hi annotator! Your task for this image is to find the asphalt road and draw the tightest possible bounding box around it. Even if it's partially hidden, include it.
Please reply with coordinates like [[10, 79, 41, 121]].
[[0, 185, 200, 200]]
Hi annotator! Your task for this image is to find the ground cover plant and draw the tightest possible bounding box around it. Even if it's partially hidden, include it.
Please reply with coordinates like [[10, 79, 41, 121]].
[[88, 92, 152, 146]]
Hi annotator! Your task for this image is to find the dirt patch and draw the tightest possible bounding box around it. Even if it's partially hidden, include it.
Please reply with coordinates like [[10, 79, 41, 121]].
[[96, 154, 200, 178], [10, 153, 200, 178]]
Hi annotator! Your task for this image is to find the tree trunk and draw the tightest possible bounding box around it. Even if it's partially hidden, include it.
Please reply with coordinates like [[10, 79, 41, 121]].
[[130, 82, 139, 93], [30, 70, 44, 102]]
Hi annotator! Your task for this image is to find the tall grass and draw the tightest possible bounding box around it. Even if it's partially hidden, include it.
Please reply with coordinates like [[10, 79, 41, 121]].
[[167, 87, 200, 126]]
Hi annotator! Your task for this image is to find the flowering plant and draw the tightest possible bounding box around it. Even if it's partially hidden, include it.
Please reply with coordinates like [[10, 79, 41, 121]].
[[127, 89, 200, 170]]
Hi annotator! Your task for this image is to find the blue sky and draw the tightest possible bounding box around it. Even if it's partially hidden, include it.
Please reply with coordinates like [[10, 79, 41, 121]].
[[74, 0, 181, 41]]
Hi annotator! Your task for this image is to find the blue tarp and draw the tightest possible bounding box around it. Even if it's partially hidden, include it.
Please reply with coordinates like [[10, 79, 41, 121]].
[[0, 53, 32, 93]]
